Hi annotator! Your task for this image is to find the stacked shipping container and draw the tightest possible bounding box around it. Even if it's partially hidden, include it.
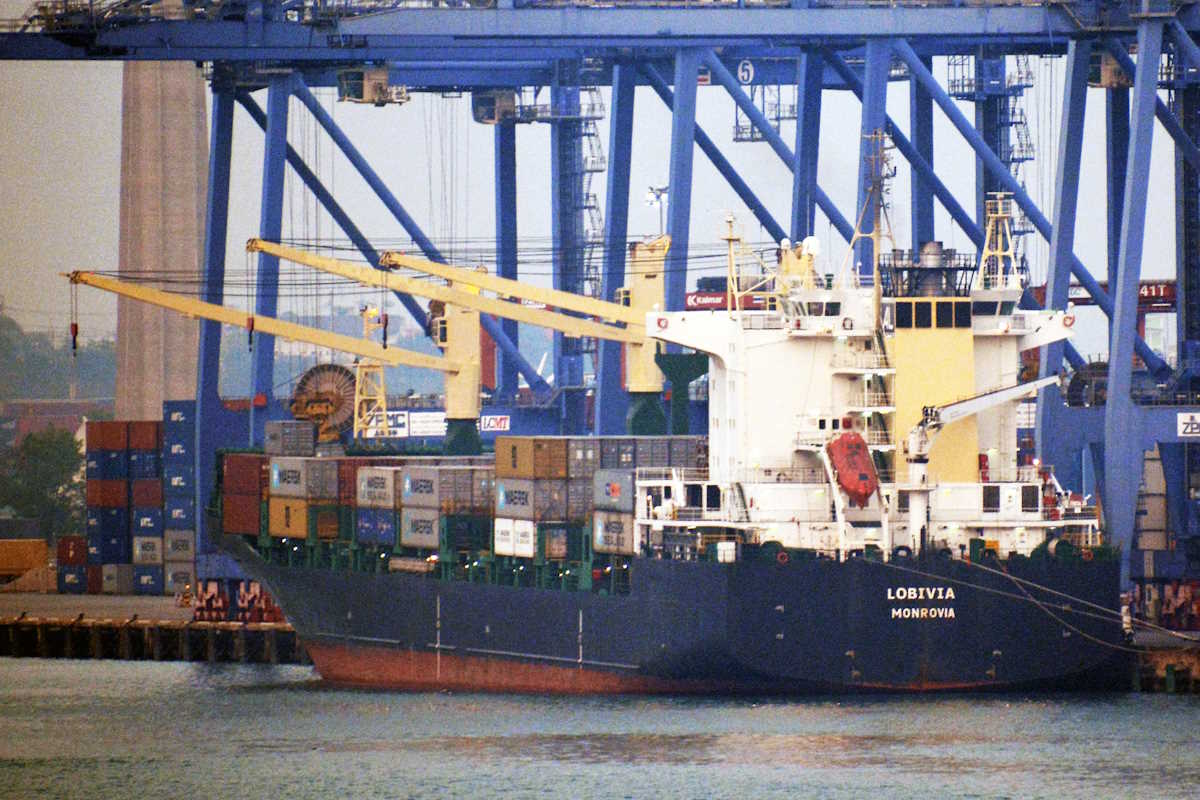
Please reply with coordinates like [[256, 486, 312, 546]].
[[162, 401, 202, 592]]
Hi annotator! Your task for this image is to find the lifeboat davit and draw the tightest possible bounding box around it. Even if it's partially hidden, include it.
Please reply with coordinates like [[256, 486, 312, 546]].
[[826, 432, 879, 507]]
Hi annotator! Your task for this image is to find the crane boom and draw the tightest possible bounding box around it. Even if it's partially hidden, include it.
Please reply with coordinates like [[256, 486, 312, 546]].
[[908, 375, 1058, 463], [66, 271, 459, 374], [246, 239, 645, 345], [377, 245, 657, 326]]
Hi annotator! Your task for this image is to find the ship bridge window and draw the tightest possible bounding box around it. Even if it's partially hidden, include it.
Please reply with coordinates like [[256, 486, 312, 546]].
[[914, 301, 932, 329], [972, 301, 998, 316], [983, 485, 1000, 513], [706, 485, 721, 509], [896, 301, 913, 328], [687, 484, 703, 508], [825, 301, 841, 316], [1021, 485, 1040, 512], [807, 302, 824, 316], [1000, 301, 1016, 316], [954, 301, 972, 328], [936, 301, 954, 328], [818, 419, 826, 430]]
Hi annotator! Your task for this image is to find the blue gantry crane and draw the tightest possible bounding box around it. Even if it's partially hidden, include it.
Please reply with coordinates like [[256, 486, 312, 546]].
[[7, 0, 1200, 586]]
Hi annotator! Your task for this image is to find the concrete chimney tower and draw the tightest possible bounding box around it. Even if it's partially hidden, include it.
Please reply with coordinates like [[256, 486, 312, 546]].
[[114, 56, 208, 421]]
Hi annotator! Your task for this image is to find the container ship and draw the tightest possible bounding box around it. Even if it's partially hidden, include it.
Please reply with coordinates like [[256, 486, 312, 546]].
[[212, 198, 1131, 693]]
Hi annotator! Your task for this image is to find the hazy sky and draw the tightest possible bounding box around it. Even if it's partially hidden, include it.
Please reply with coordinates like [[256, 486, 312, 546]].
[[0, 51, 1180, 361]]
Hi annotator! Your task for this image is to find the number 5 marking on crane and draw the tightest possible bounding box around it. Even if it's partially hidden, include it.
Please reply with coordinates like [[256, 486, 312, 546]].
[[737, 59, 755, 85]]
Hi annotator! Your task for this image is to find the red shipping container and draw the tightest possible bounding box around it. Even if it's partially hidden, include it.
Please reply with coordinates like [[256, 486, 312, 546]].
[[223, 453, 268, 496], [86, 479, 128, 508], [56, 535, 88, 567], [337, 458, 366, 507], [85, 420, 128, 451], [127, 420, 162, 450], [86, 565, 103, 594], [130, 478, 164, 508], [222, 493, 261, 535]]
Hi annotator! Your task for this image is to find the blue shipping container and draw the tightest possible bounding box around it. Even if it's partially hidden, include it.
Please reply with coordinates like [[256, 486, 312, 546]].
[[92, 450, 128, 480], [85, 531, 104, 565], [162, 436, 192, 469], [58, 565, 87, 594], [132, 506, 164, 536], [356, 507, 396, 547], [162, 400, 196, 427], [133, 565, 164, 596], [99, 533, 132, 564], [164, 495, 196, 529], [128, 450, 162, 479], [163, 464, 194, 494], [88, 507, 129, 537], [85, 451, 102, 480]]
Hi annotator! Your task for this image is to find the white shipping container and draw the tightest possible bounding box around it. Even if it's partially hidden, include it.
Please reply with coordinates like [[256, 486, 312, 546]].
[[132, 535, 163, 566], [513, 519, 536, 559], [593, 511, 637, 555], [400, 507, 440, 549], [494, 517, 515, 556], [164, 530, 195, 562], [357, 467, 400, 508], [269, 457, 339, 499]]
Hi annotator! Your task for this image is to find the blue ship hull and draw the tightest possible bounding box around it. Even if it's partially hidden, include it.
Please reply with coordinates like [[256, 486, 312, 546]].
[[221, 535, 1131, 693]]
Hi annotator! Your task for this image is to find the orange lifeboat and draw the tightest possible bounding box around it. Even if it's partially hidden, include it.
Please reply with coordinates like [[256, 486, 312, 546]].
[[826, 432, 879, 508]]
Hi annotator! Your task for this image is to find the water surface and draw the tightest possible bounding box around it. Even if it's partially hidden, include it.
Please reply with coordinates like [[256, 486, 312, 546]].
[[1, 660, 1195, 799]]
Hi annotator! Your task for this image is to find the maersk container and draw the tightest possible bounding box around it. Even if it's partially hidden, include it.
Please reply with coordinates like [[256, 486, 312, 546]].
[[600, 438, 636, 469], [164, 495, 196, 529], [357, 466, 401, 509], [164, 562, 197, 595], [400, 466, 494, 514], [593, 510, 638, 555], [566, 438, 598, 478], [567, 478, 593, 521], [101, 563, 134, 595], [164, 530, 196, 562], [494, 517, 537, 558], [132, 535, 163, 566], [58, 565, 87, 595], [132, 506, 164, 536], [269, 457, 338, 500], [264, 420, 317, 457], [133, 565, 164, 596], [130, 478, 164, 508], [128, 449, 161, 480], [400, 507, 440, 549], [592, 469, 635, 513], [494, 478, 567, 522]]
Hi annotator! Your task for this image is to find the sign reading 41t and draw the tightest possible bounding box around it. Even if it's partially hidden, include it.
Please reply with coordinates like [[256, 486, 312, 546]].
[[1178, 412, 1200, 437]]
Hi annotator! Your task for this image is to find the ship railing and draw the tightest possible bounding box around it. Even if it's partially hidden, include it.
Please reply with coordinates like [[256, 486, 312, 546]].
[[636, 467, 710, 483], [830, 351, 893, 370], [980, 464, 1041, 483], [739, 466, 828, 484], [850, 392, 893, 408], [864, 429, 892, 446]]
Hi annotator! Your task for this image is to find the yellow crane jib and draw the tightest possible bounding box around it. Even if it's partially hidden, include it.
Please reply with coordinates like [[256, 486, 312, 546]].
[[64, 271, 459, 374], [245, 239, 645, 346]]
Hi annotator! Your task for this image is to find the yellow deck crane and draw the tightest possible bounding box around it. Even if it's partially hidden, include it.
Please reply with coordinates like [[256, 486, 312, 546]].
[[64, 270, 467, 444], [246, 236, 671, 441]]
